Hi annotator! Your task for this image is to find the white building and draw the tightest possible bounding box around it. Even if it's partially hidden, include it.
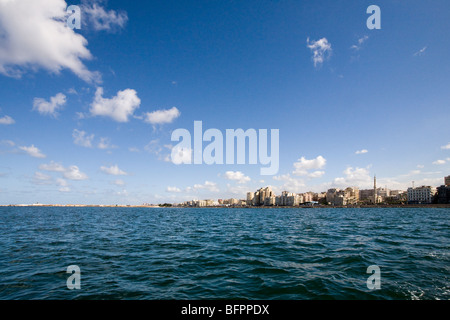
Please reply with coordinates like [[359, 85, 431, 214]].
[[407, 186, 437, 204]]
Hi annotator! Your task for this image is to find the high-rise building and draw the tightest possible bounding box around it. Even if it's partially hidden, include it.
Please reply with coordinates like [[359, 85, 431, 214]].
[[248, 187, 273, 206], [407, 186, 437, 204], [436, 185, 450, 204], [445, 175, 450, 187]]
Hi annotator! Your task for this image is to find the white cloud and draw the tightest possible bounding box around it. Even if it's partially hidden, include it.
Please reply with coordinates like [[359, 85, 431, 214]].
[[355, 149, 368, 154], [72, 129, 94, 148], [39, 161, 66, 172], [441, 143, 450, 150], [56, 178, 70, 192], [333, 167, 372, 188], [273, 174, 306, 193], [100, 165, 127, 176], [0, 115, 14, 125], [417, 164, 425, 169], [225, 183, 251, 197], [308, 171, 325, 178], [0, 140, 15, 146], [144, 107, 181, 125], [128, 147, 140, 153], [187, 181, 219, 193], [90, 87, 141, 122], [56, 178, 68, 187], [33, 93, 66, 117], [112, 179, 125, 187], [293, 156, 326, 176], [223, 171, 251, 184], [145, 140, 172, 162], [167, 186, 181, 193], [115, 189, 128, 197], [39, 161, 88, 181], [350, 35, 369, 50], [58, 186, 71, 193], [0, 0, 99, 82], [432, 159, 446, 165], [98, 137, 117, 150], [19, 145, 46, 158], [33, 171, 52, 184], [306, 37, 332, 67], [171, 146, 192, 165], [81, 1, 128, 32], [414, 46, 427, 56], [63, 165, 88, 180]]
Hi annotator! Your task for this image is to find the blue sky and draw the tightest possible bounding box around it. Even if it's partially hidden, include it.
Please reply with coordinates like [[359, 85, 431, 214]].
[[0, 0, 449, 205]]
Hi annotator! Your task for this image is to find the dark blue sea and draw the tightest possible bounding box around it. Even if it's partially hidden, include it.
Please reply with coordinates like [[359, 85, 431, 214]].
[[0, 207, 448, 300]]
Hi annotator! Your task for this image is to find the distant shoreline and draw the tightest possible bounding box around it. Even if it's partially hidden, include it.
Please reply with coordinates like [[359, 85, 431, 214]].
[[1, 204, 450, 209]]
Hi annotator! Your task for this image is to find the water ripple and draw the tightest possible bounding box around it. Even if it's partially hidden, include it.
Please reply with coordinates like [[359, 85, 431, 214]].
[[0, 207, 448, 300]]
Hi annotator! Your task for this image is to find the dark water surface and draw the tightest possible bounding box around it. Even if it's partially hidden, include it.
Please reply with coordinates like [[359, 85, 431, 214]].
[[0, 207, 448, 300]]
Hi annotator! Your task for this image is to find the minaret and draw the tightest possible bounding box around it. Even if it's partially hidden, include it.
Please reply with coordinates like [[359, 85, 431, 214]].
[[373, 175, 377, 204]]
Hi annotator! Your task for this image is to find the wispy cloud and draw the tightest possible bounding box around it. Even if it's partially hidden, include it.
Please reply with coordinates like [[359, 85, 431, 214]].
[[0, 115, 15, 125], [73, 129, 95, 148], [81, 0, 128, 32], [145, 140, 173, 162], [39, 161, 88, 181], [350, 35, 369, 51], [33, 93, 66, 117], [100, 165, 128, 176], [432, 159, 446, 165], [19, 145, 46, 158], [223, 171, 251, 184], [97, 137, 117, 150], [166, 186, 182, 193], [112, 179, 126, 187], [355, 149, 369, 155], [414, 46, 427, 56], [144, 107, 181, 125], [72, 129, 116, 150], [306, 37, 332, 67], [441, 143, 450, 150], [32, 171, 52, 185], [273, 174, 306, 193], [186, 181, 220, 193], [63, 166, 88, 180]]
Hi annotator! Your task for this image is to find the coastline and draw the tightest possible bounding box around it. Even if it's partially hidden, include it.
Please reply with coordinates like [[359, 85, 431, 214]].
[[1, 204, 449, 208]]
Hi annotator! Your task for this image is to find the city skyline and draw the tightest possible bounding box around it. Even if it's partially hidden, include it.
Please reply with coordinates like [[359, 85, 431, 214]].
[[1, 0, 450, 205], [172, 174, 450, 207]]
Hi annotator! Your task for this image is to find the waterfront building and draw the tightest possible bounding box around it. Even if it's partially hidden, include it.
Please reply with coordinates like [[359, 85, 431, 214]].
[[376, 187, 390, 199], [359, 189, 374, 201], [436, 185, 450, 204], [326, 189, 339, 204], [246, 192, 254, 206], [407, 186, 437, 204], [303, 192, 314, 203], [445, 175, 450, 187], [265, 196, 276, 206], [345, 187, 360, 205]]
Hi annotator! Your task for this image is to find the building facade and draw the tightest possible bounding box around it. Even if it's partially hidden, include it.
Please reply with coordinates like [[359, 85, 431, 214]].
[[445, 175, 450, 187], [407, 186, 437, 204]]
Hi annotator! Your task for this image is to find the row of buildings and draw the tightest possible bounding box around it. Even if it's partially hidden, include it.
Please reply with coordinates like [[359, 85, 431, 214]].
[[176, 175, 450, 207], [407, 175, 450, 204], [246, 187, 319, 206]]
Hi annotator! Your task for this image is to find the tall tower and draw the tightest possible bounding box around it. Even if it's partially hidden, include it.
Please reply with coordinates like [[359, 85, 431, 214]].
[[373, 175, 377, 204]]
